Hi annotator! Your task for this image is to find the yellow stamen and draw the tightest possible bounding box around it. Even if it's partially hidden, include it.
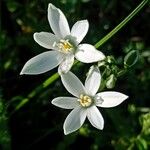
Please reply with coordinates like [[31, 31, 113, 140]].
[[54, 39, 73, 53], [78, 94, 93, 107]]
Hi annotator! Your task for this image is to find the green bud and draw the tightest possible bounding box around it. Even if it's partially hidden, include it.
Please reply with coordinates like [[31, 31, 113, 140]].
[[139, 112, 150, 135], [124, 50, 139, 68], [128, 104, 136, 114], [111, 65, 119, 74], [105, 67, 111, 76], [106, 56, 116, 64], [117, 69, 127, 77], [98, 61, 106, 67], [79, 125, 89, 137], [136, 41, 144, 50], [106, 74, 117, 89]]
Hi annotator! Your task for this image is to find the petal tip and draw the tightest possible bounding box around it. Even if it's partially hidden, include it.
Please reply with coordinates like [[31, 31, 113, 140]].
[[63, 128, 72, 135], [48, 3, 53, 7], [51, 99, 56, 105], [19, 70, 29, 75], [64, 130, 68, 135], [20, 71, 24, 75], [51, 100, 54, 104], [33, 33, 37, 40], [20, 68, 26, 75], [33, 32, 38, 36], [33, 32, 42, 42], [99, 52, 106, 60], [48, 3, 56, 10], [100, 124, 104, 130], [98, 120, 104, 130], [121, 93, 129, 101], [63, 126, 69, 135], [124, 95, 129, 100]]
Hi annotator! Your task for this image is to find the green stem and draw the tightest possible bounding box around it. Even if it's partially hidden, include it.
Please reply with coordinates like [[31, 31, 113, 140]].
[[95, 0, 149, 49]]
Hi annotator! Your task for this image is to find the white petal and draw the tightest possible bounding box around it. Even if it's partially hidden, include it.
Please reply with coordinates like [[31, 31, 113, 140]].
[[87, 106, 104, 130], [63, 107, 87, 135], [52, 97, 79, 109], [95, 92, 128, 108], [60, 71, 86, 97], [20, 51, 64, 75], [48, 3, 70, 38], [75, 44, 105, 63], [33, 32, 59, 50], [71, 20, 89, 44], [85, 66, 101, 96], [58, 54, 74, 74]]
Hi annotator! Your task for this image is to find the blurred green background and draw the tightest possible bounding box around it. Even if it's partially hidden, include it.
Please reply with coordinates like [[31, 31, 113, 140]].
[[0, 0, 150, 150]]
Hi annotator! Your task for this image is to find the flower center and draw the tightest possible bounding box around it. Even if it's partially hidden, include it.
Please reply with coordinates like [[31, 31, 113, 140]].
[[78, 94, 93, 107], [53, 39, 73, 53]]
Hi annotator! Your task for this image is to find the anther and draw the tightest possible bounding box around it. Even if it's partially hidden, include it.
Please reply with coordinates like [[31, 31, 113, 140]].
[[78, 94, 93, 107]]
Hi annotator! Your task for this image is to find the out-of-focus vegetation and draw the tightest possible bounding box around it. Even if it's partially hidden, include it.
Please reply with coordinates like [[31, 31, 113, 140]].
[[0, 0, 150, 150]]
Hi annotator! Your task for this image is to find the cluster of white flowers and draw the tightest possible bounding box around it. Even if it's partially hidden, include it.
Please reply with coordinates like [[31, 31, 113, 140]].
[[20, 3, 128, 135]]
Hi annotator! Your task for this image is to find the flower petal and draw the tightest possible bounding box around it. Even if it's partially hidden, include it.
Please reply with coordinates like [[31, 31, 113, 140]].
[[33, 32, 59, 50], [87, 106, 104, 130], [71, 20, 89, 44], [48, 3, 70, 38], [63, 107, 87, 135], [58, 54, 74, 74], [95, 92, 128, 108], [52, 97, 79, 109], [75, 44, 105, 63], [60, 71, 86, 97], [20, 51, 64, 75], [85, 66, 101, 96]]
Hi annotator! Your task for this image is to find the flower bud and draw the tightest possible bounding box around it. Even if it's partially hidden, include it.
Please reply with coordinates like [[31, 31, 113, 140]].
[[98, 61, 106, 67], [106, 56, 115, 64], [106, 74, 117, 89]]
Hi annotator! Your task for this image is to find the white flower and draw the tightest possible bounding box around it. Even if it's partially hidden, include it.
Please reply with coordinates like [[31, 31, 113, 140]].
[[52, 66, 128, 135], [20, 3, 105, 75]]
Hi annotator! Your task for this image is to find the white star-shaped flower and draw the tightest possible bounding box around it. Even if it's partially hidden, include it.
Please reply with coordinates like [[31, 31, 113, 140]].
[[52, 66, 128, 135], [20, 3, 105, 75]]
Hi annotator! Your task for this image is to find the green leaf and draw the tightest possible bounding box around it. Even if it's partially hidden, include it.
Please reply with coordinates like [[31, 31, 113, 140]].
[[124, 50, 139, 68], [106, 56, 116, 64], [135, 137, 148, 150], [139, 112, 150, 135]]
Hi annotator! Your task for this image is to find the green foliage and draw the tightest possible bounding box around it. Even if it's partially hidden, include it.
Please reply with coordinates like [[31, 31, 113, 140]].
[[106, 74, 117, 89], [124, 50, 139, 68], [0, 100, 11, 150], [0, 0, 149, 149], [140, 113, 150, 137]]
